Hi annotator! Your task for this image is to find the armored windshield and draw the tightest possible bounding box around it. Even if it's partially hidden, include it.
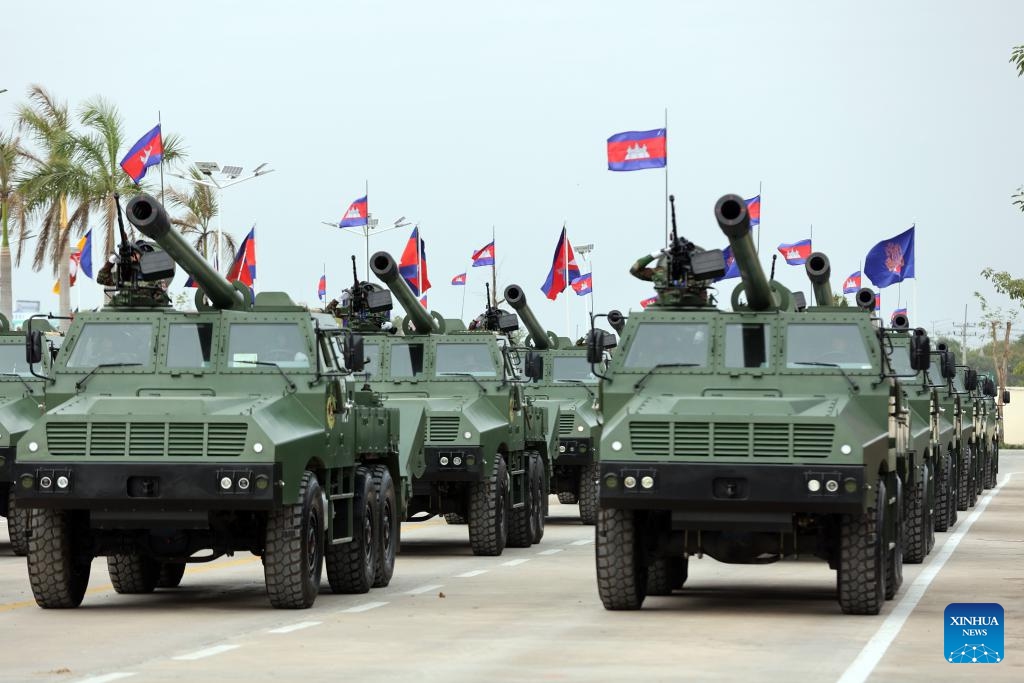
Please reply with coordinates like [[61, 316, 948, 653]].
[[227, 323, 310, 368], [362, 342, 380, 377], [553, 356, 597, 382], [436, 342, 497, 377], [786, 323, 872, 370], [725, 323, 771, 368], [0, 344, 32, 376], [623, 322, 709, 368], [167, 323, 215, 368], [886, 342, 916, 377], [390, 342, 425, 377], [952, 370, 967, 393], [66, 323, 154, 368]]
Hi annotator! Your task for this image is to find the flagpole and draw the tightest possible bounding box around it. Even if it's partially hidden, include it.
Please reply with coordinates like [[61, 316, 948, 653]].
[[491, 225, 497, 308], [756, 180, 762, 255], [417, 224, 423, 306], [158, 110, 165, 205], [564, 222, 571, 338], [664, 107, 669, 246], [912, 222, 917, 324], [460, 278, 467, 321], [364, 179, 370, 278]]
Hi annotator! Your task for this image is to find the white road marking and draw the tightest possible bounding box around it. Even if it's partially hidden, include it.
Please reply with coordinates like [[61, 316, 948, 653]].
[[569, 538, 594, 546], [538, 548, 563, 556], [268, 621, 321, 634], [405, 584, 444, 595], [501, 558, 530, 567], [340, 601, 388, 613], [172, 644, 241, 661], [455, 569, 488, 578], [837, 472, 1017, 683], [75, 674, 136, 683]]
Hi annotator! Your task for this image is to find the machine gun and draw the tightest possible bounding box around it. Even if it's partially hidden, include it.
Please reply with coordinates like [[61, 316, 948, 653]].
[[105, 194, 175, 306], [475, 283, 519, 333], [342, 255, 393, 327], [642, 195, 726, 308]]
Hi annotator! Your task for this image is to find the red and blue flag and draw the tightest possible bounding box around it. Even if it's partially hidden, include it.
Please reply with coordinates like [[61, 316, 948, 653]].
[[472, 241, 495, 267], [226, 227, 257, 287], [317, 274, 327, 301], [119, 125, 163, 184], [874, 293, 881, 312], [777, 239, 812, 265], [715, 245, 740, 282], [640, 296, 658, 309], [540, 227, 581, 300], [451, 273, 467, 286], [419, 295, 428, 308], [399, 227, 431, 297], [890, 307, 907, 323], [570, 273, 593, 296], [746, 195, 761, 227], [340, 195, 368, 228], [607, 129, 667, 172], [864, 227, 915, 289], [842, 270, 862, 294]]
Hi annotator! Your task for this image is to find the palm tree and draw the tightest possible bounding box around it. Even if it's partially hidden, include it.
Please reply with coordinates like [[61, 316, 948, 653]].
[[0, 131, 28, 321], [165, 168, 238, 266]]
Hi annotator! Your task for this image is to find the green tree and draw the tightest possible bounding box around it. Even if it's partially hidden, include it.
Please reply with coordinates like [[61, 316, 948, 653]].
[[165, 168, 238, 264], [0, 131, 28, 321]]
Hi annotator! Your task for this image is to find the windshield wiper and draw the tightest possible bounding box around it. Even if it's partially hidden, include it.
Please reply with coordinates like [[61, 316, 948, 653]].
[[553, 378, 596, 400], [437, 372, 488, 393], [792, 361, 860, 392], [0, 372, 40, 395], [76, 363, 142, 391], [235, 360, 297, 392], [633, 363, 698, 391]]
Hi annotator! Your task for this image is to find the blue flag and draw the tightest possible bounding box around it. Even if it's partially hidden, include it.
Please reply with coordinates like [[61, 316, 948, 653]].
[[715, 246, 740, 282], [864, 227, 915, 288]]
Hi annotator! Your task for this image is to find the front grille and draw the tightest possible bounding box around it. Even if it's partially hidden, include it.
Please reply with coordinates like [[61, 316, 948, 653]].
[[629, 420, 835, 459], [558, 412, 577, 435], [428, 416, 460, 442], [45, 421, 247, 457]]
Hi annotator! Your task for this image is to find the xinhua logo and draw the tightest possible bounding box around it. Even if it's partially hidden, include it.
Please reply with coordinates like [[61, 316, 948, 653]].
[[945, 603, 1004, 663]]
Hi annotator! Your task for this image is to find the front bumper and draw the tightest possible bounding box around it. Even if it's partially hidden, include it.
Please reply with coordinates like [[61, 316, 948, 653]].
[[599, 461, 865, 514], [555, 438, 594, 466], [418, 447, 484, 483], [12, 461, 279, 511]]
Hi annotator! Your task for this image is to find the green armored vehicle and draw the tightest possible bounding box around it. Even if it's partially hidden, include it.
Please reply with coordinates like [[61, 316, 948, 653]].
[[365, 252, 553, 555], [504, 284, 602, 525], [0, 315, 53, 555], [592, 194, 926, 614], [15, 194, 401, 609], [976, 374, 1003, 489], [932, 344, 977, 513]]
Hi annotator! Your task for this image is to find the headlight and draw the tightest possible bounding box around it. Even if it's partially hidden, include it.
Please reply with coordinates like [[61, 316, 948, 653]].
[[807, 479, 821, 492], [624, 475, 637, 489], [611, 440, 623, 452]]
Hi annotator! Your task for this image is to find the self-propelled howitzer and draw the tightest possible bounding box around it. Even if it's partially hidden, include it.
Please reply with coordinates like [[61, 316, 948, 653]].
[[370, 251, 442, 334]]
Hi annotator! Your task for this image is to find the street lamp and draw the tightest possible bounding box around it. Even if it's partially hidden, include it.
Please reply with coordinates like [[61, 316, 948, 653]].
[[323, 215, 412, 279]]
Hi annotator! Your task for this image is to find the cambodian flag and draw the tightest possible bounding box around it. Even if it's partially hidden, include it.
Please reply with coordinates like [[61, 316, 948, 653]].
[[78, 229, 93, 279], [777, 239, 812, 265], [472, 241, 495, 267], [715, 245, 740, 282], [746, 195, 761, 228], [570, 273, 593, 296], [874, 293, 881, 311], [842, 270, 862, 294], [119, 125, 163, 184], [317, 274, 327, 301], [398, 227, 431, 296], [540, 227, 581, 300], [419, 295, 428, 308], [226, 227, 256, 287], [891, 307, 907, 323], [864, 226, 915, 288], [340, 195, 368, 228], [640, 296, 658, 309], [607, 129, 667, 172], [451, 273, 467, 286]]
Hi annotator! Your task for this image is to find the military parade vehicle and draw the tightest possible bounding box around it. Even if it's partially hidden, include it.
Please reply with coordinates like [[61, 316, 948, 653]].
[[591, 194, 925, 614], [365, 251, 554, 555], [931, 344, 977, 513], [0, 315, 54, 555], [976, 373, 1002, 489], [504, 284, 602, 524], [14, 194, 402, 609]]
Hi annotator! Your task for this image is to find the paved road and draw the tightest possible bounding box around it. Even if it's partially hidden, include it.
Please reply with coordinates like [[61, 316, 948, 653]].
[[1, 455, 1022, 683]]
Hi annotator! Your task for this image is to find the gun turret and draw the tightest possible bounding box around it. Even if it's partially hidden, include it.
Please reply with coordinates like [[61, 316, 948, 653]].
[[804, 252, 833, 306], [504, 284, 556, 350], [370, 251, 439, 334], [126, 194, 248, 310], [714, 194, 777, 311]]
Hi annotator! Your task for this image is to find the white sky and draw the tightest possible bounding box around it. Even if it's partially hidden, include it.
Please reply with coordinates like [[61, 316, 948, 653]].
[[4, 0, 1023, 343]]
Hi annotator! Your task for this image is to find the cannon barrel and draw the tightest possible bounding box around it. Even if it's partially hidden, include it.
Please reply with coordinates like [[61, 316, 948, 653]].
[[608, 309, 626, 334], [804, 252, 833, 306], [854, 287, 875, 311], [715, 194, 773, 311], [504, 284, 551, 350], [370, 251, 438, 332], [126, 194, 245, 310]]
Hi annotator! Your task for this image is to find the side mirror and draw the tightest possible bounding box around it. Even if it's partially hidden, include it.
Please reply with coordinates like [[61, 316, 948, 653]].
[[26, 329, 43, 365], [964, 369, 978, 392], [524, 352, 543, 381], [345, 334, 365, 372], [940, 350, 956, 380], [909, 328, 930, 371], [1003, 390, 1011, 405], [984, 378, 996, 397], [586, 330, 602, 364]]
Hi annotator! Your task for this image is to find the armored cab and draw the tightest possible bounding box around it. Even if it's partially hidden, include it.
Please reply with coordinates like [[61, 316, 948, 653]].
[[592, 193, 917, 614], [929, 344, 978, 513], [365, 251, 552, 555], [505, 284, 603, 524], [14, 194, 402, 609], [0, 315, 55, 555], [976, 373, 1000, 489]]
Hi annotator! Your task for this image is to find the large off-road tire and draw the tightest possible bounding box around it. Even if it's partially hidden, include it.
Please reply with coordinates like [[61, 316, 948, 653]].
[[645, 556, 688, 596], [326, 466, 377, 594], [507, 454, 535, 549], [903, 466, 930, 564], [596, 507, 646, 610], [557, 491, 578, 505], [443, 513, 466, 525], [27, 508, 92, 609], [956, 446, 971, 511], [107, 553, 160, 594], [469, 456, 508, 556], [934, 452, 951, 533], [984, 448, 996, 489], [265, 470, 325, 608], [885, 476, 903, 600], [968, 445, 979, 506], [157, 562, 186, 588], [7, 493, 30, 556], [578, 461, 599, 526], [838, 480, 886, 615], [924, 462, 936, 555], [371, 464, 398, 588]]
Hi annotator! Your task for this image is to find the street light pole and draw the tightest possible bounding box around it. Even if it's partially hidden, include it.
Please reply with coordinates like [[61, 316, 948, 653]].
[[323, 216, 411, 281]]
